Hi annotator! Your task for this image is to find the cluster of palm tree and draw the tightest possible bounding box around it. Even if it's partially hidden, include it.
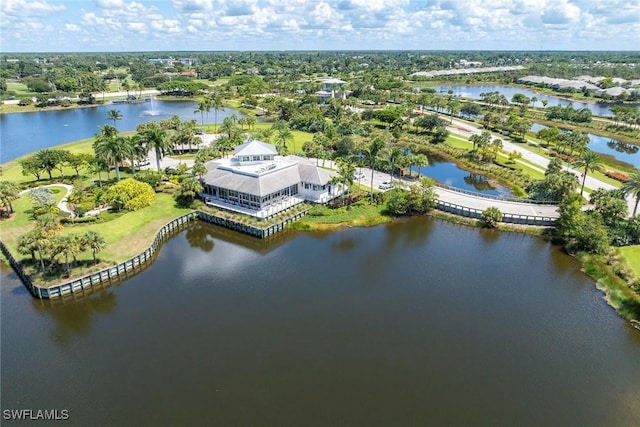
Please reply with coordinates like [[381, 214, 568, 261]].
[[194, 93, 224, 129], [17, 214, 106, 277]]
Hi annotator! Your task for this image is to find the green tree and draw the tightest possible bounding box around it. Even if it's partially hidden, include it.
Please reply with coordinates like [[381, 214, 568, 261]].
[[107, 109, 123, 129], [480, 207, 503, 228], [0, 181, 20, 214], [572, 151, 604, 196], [94, 130, 129, 181], [363, 136, 385, 204], [194, 99, 210, 127], [52, 234, 81, 276], [413, 153, 429, 179], [334, 158, 355, 206], [192, 161, 207, 180], [209, 94, 224, 131], [175, 176, 203, 206], [276, 129, 293, 155], [139, 122, 171, 172], [35, 148, 64, 182], [82, 230, 106, 264], [620, 172, 640, 217], [20, 156, 43, 181]]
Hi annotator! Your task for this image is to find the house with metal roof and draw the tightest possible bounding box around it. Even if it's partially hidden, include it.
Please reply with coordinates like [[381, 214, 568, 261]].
[[201, 139, 342, 218]]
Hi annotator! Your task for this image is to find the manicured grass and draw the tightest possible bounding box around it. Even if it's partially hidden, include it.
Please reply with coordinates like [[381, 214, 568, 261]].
[[294, 201, 391, 229], [619, 246, 640, 278], [2, 193, 193, 282]]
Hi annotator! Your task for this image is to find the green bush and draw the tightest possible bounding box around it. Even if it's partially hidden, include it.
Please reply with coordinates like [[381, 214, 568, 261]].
[[480, 207, 503, 228]]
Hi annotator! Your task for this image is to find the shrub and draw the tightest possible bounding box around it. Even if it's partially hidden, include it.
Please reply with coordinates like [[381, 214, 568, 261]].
[[480, 207, 503, 228], [103, 178, 156, 211]]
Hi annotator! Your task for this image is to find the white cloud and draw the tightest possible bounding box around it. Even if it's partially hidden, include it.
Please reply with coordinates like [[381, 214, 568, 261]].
[[96, 0, 125, 9], [64, 23, 80, 31], [541, 0, 581, 25], [172, 0, 213, 12], [1, 0, 66, 17]]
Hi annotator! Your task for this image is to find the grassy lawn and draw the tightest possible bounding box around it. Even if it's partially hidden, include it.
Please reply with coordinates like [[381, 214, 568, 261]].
[[1, 193, 193, 285], [619, 246, 640, 278], [294, 199, 391, 230]]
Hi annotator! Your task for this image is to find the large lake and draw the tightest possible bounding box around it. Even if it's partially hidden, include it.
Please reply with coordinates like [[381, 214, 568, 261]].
[[0, 100, 242, 163], [2, 219, 639, 426], [430, 85, 639, 118]]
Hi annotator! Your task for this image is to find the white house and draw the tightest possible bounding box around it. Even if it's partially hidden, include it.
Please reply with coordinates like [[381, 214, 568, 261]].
[[201, 139, 343, 218]]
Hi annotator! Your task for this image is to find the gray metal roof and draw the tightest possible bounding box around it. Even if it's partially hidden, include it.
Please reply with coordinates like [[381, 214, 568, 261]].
[[203, 156, 337, 197], [234, 139, 277, 157]]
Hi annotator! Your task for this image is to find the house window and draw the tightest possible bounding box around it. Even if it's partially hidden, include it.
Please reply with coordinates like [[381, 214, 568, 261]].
[[252, 155, 261, 161]]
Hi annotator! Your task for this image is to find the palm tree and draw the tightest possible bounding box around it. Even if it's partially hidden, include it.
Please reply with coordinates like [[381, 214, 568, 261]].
[[209, 94, 224, 131], [219, 117, 236, 139], [82, 230, 106, 264], [620, 172, 640, 216], [53, 235, 80, 276], [386, 147, 404, 183], [0, 180, 19, 214], [139, 122, 171, 172], [572, 150, 605, 196], [124, 134, 146, 173], [94, 132, 130, 181], [413, 153, 429, 179], [194, 99, 210, 127], [107, 109, 123, 130], [276, 129, 293, 154], [17, 230, 38, 263], [93, 125, 129, 181], [362, 136, 385, 204]]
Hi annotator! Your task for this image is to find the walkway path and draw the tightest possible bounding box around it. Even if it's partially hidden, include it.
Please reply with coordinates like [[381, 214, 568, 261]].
[[19, 184, 74, 214]]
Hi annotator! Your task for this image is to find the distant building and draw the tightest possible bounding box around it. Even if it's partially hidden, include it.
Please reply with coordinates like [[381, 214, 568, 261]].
[[201, 139, 343, 218], [315, 77, 347, 101]]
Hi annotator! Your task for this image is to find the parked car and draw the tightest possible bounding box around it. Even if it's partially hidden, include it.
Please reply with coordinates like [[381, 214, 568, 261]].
[[353, 171, 366, 180], [136, 158, 151, 167], [378, 181, 394, 190]]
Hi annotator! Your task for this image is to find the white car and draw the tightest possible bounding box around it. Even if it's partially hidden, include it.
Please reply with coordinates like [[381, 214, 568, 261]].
[[353, 172, 366, 180], [378, 181, 394, 190], [136, 158, 151, 167]]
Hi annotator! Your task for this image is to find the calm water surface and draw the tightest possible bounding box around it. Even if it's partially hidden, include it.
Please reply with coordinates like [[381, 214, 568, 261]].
[[2, 219, 640, 426], [430, 85, 633, 117], [412, 155, 515, 197], [530, 123, 640, 168], [0, 101, 243, 163]]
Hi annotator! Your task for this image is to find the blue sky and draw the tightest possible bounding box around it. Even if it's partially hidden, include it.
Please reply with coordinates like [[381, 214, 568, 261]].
[[1, 0, 638, 52]]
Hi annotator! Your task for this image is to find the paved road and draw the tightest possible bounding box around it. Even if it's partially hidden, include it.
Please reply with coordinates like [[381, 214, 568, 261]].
[[444, 115, 634, 216], [319, 159, 559, 219]]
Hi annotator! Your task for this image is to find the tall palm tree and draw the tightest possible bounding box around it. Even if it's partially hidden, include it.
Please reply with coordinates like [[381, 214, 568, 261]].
[[620, 172, 640, 216], [124, 134, 146, 174], [276, 129, 294, 154], [139, 122, 171, 172], [219, 117, 236, 139], [209, 94, 224, 131], [194, 99, 210, 127], [572, 150, 605, 196], [386, 147, 404, 183], [362, 136, 385, 204], [53, 235, 80, 277], [82, 230, 106, 264], [413, 153, 429, 179], [93, 130, 130, 181], [107, 109, 123, 130]]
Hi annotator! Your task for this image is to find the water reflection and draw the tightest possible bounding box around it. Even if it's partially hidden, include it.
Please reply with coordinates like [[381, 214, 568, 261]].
[[186, 222, 216, 252], [607, 140, 639, 155], [33, 291, 117, 347]]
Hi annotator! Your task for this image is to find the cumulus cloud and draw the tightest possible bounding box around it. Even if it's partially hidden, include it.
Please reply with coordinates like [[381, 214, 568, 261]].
[[1, 0, 66, 17], [0, 0, 637, 52]]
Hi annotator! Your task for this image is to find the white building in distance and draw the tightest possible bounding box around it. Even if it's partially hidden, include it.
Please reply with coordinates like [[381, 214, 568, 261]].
[[201, 139, 343, 218]]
